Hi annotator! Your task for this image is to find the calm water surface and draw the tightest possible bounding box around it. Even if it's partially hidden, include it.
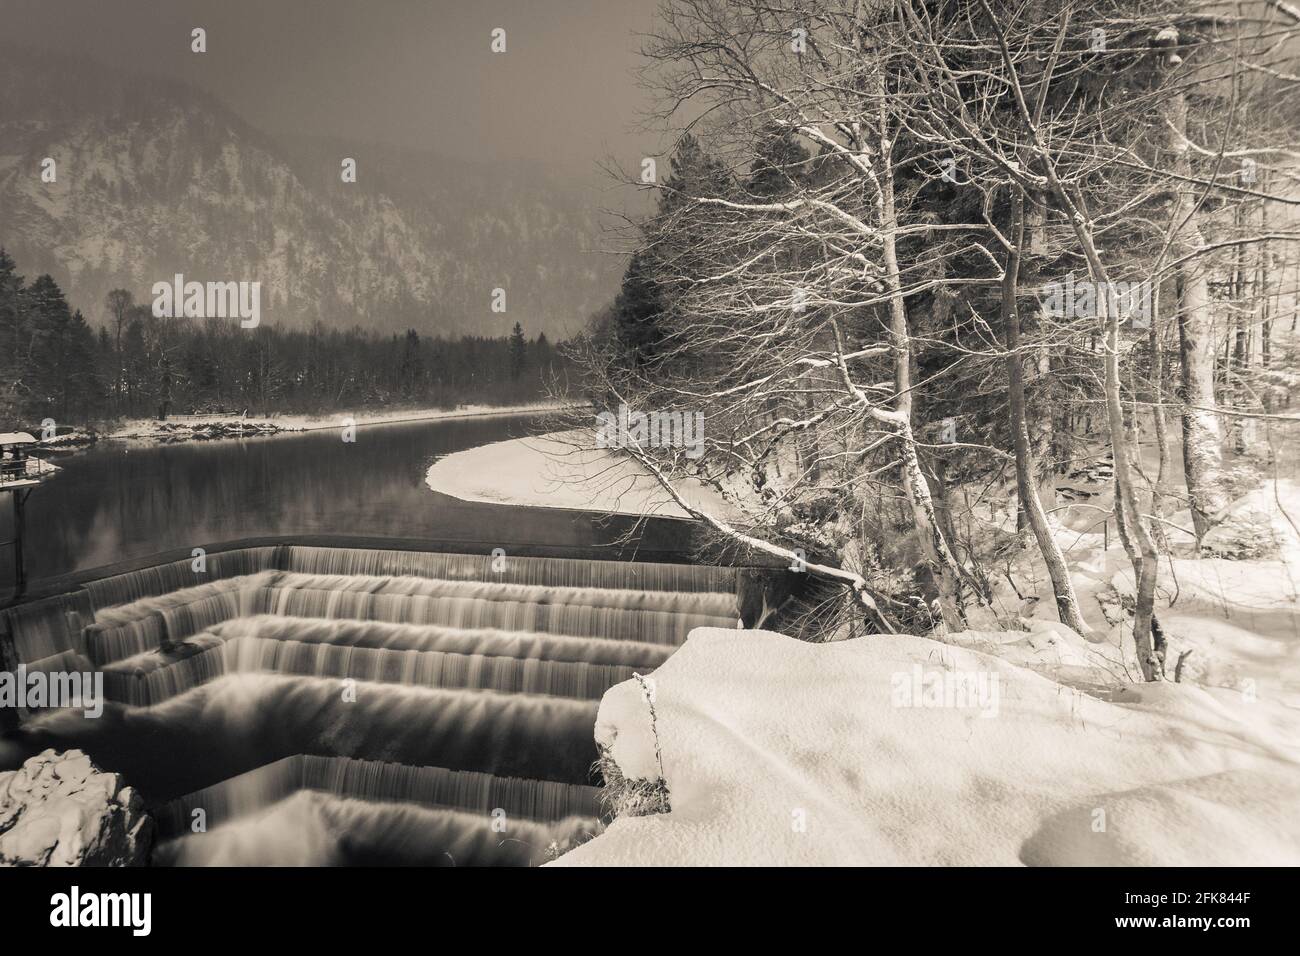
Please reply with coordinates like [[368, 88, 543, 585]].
[[7, 412, 695, 587]]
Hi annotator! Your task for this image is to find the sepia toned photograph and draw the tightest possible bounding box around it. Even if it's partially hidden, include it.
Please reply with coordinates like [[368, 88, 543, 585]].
[[0, 0, 1297, 932]]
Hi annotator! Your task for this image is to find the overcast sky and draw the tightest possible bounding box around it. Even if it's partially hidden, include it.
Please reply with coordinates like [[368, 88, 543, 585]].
[[0, 0, 663, 186]]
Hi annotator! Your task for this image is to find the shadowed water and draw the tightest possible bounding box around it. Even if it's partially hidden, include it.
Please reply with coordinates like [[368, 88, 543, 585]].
[[154, 790, 599, 867], [156, 754, 604, 835], [16, 673, 602, 798], [6, 415, 537, 583]]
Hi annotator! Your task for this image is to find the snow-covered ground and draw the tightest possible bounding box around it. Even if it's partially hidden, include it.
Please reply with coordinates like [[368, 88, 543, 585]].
[[551, 472, 1300, 865], [425, 431, 739, 520], [497, 426, 1300, 866], [975, 470, 1300, 707], [106, 400, 578, 443], [555, 625, 1300, 866], [420, 417, 1300, 866]]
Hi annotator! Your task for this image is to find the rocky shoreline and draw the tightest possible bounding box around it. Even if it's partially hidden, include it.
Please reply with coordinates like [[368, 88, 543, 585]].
[[120, 420, 289, 444], [102, 401, 579, 447]]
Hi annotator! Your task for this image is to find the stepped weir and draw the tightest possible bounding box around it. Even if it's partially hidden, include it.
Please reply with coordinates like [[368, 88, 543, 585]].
[[0, 539, 785, 866]]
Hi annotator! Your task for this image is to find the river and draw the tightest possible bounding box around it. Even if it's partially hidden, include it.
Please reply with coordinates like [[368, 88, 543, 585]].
[[0, 411, 735, 864], [3, 411, 699, 594]]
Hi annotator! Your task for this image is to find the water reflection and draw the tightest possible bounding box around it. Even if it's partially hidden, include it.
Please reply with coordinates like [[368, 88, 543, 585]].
[[6, 413, 691, 586]]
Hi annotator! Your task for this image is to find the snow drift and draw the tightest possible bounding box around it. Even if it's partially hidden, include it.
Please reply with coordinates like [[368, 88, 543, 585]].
[[555, 627, 1300, 866]]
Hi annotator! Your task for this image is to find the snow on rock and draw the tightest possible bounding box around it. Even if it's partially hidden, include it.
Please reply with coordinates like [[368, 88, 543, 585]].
[[554, 627, 1300, 866], [0, 749, 153, 866]]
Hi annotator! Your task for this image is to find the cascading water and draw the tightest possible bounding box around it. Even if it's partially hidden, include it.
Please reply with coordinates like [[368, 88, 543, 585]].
[[151, 754, 604, 865], [102, 633, 647, 705], [155, 754, 604, 835], [1, 545, 749, 866], [83, 547, 281, 609]]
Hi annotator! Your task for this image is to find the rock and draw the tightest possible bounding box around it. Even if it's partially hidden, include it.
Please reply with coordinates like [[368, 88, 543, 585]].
[[0, 749, 153, 866]]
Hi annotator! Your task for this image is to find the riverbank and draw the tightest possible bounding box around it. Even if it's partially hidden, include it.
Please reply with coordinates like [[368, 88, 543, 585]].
[[424, 431, 739, 520], [103, 400, 581, 445], [551, 462, 1300, 865], [556, 622, 1300, 866]]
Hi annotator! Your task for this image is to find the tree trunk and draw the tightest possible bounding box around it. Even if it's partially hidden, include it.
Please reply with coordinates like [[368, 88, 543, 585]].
[[1149, 279, 1173, 551], [1023, 196, 1057, 511], [1168, 83, 1227, 546], [1032, 138, 1162, 677], [878, 123, 969, 632], [1003, 190, 1090, 634], [1258, 178, 1272, 403], [1230, 205, 1250, 453], [1029, 349, 1057, 510], [1098, 261, 1163, 680]]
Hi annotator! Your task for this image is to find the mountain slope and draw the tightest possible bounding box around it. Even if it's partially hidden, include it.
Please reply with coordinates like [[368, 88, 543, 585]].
[[0, 45, 620, 338]]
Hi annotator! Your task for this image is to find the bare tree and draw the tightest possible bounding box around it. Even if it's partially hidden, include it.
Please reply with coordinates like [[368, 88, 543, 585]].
[[607, 0, 991, 631], [573, 0, 1297, 673], [105, 288, 134, 410]]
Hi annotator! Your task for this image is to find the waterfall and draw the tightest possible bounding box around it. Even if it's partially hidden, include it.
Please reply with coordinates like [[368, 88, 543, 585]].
[[3, 544, 752, 865], [102, 633, 643, 705], [16, 673, 604, 798], [81, 543, 737, 610], [99, 633, 227, 705], [252, 579, 733, 645], [83, 547, 281, 611], [282, 544, 737, 593], [1, 592, 94, 666], [154, 790, 600, 867], [85, 575, 272, 665], [84, 569, 736, 665], [216, 615, 677, 667], [155, 754, 602, 836]]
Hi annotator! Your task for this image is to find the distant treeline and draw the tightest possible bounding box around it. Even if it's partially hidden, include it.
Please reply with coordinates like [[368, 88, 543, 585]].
[[0, 248, 573, 427]]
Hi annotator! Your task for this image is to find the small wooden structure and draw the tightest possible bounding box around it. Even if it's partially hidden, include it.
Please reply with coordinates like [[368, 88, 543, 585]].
[[1, 432, 44, 599]]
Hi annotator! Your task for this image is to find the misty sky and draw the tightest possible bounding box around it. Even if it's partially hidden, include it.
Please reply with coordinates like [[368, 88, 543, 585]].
[[0, 0, 664, 186]]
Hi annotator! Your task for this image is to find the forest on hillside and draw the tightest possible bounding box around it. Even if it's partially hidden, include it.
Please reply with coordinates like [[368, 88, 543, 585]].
[[0, 250, 574, 428]]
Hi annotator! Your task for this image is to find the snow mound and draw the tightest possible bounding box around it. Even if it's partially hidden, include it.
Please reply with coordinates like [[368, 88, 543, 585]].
[[554, 628, 1300, 866], [425, 431, 737, 519], [946, 620, 1125, 689], [1203, 478, 1300, 560]]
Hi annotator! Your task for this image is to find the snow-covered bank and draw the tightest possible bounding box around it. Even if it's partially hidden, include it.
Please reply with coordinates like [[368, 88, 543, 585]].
[[544, 456, 1300, 866], [976, 477, 1300, 705], [425, 432, 739, 519], [556, 626, 1300, 867], [106, 400, 578, 445]]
